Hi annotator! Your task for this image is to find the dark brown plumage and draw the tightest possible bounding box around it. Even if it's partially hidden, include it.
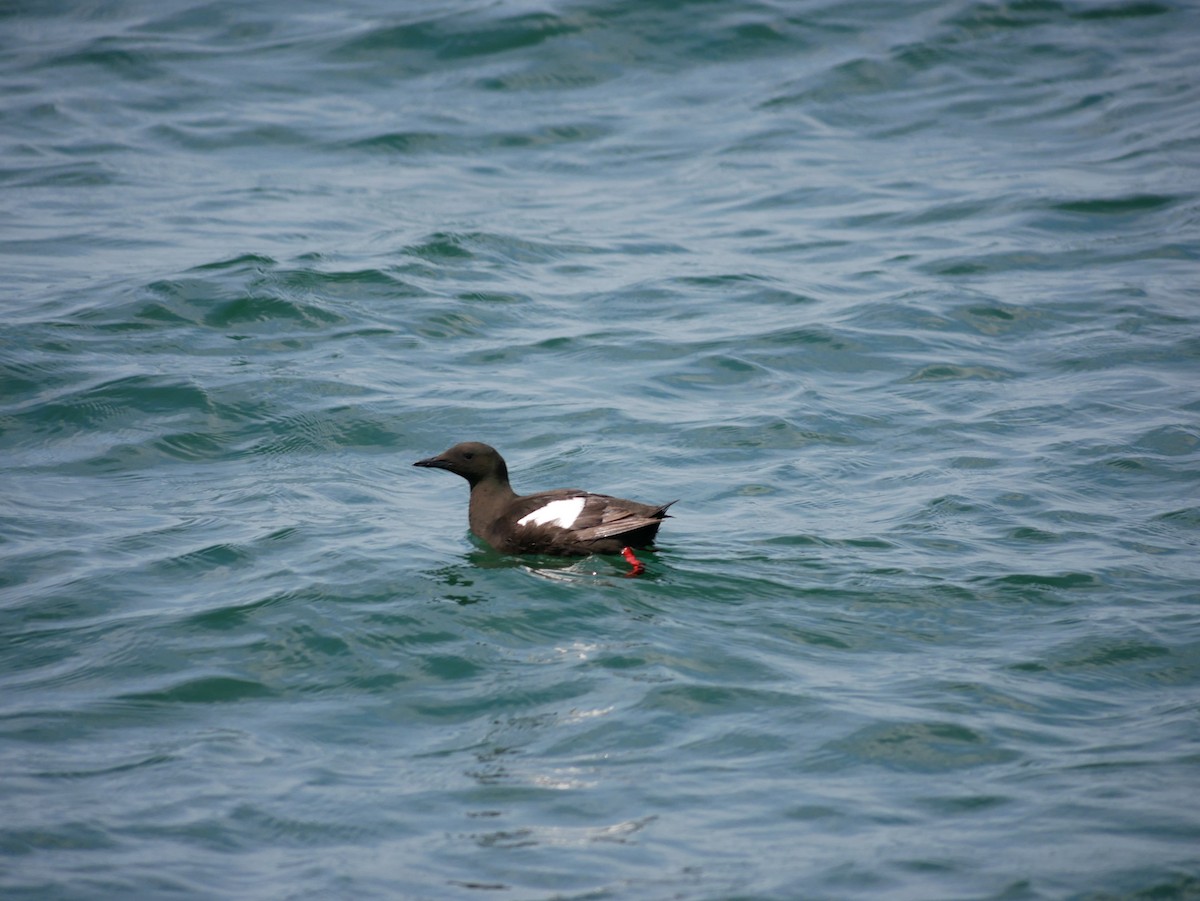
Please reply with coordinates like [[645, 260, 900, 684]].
[[414, 441, 674, 557]]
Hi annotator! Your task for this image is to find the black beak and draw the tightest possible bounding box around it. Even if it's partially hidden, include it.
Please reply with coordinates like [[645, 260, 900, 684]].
[[413, 455, 452, 470]]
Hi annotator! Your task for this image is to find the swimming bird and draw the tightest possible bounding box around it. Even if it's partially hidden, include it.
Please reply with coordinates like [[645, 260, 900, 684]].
[[414, 441, 673, 573]]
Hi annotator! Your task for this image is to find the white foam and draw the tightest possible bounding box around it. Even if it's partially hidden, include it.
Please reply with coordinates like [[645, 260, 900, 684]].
[[517, 496, 586, 529]]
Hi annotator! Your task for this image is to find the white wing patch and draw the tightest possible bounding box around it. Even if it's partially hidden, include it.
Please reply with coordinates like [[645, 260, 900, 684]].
[[517, 496, 586, 529]]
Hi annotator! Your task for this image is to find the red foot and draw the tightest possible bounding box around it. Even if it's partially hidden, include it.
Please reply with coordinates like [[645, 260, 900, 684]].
[[621, 546, 645, 577]]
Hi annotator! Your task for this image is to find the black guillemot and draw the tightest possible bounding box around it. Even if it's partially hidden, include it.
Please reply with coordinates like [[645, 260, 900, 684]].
[[414, 441, 674, 574]]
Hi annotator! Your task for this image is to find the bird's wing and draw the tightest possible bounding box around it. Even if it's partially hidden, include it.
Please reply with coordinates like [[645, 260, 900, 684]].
[[569, 497, 674, 541]]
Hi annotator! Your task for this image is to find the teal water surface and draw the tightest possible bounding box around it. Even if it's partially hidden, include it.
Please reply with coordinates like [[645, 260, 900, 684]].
[[3, 1, 1200, 898]]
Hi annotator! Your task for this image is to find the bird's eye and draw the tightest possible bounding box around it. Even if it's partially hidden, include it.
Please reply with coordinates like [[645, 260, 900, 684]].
[[463, 452, 474, 460]]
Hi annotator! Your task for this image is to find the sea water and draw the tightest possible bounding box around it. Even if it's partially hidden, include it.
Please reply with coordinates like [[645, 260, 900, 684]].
[[3, 1, 1199, 898]]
